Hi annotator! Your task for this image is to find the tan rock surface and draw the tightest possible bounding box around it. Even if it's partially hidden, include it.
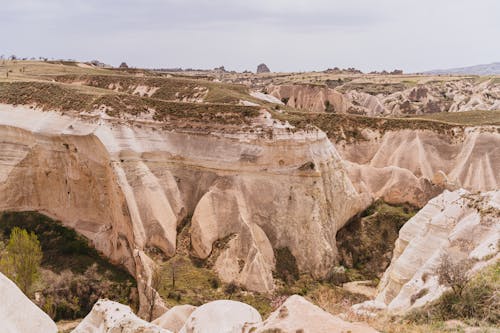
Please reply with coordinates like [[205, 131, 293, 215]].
[[0, 104, 366, 312], [268, 84, 350, 113], [152, 305, 197, 332], [244, 295, 379, 333], [179, 300, 262, 333], [355, 189, 500, 314], [338, 128, 499, 206]]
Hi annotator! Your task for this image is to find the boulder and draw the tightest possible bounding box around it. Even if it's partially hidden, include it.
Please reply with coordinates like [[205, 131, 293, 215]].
[[179, 300, 261, 333], [153, 305, 196, 332], [0, 272, 57, 333], [72, 299, 171, 333], [244, 295, 379, 333]]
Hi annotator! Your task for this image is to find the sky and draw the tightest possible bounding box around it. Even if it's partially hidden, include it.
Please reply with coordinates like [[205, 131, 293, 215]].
[[1, 0, 499, 73]]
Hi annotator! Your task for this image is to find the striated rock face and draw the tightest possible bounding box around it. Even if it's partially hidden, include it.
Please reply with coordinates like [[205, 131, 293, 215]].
[[244, 295, 379, 333], [358, 189, 499, 314], [0, 104, 366, 312], [179, 300, 261, 333], [0, 272, 58, 333], [152, 305, 197, 332], [72, 299, 171, 333], [268, 84, 350, 113], [338, 128, 500, 207]]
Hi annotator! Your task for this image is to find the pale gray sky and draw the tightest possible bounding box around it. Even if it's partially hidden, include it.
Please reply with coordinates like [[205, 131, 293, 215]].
[[2, 0, 499, 72]]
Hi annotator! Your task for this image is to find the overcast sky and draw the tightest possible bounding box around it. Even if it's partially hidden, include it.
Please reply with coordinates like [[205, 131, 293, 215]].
[[2, 0, 499, 72]]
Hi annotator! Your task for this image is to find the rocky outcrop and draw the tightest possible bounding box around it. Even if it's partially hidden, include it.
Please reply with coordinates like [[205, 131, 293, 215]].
[[0, 272, 58, 333], [355, 189, 499, 314], [256, 63, 271, 74], [152, 305, 196, 332], [0, 104, 366, 312], [244, 295, 379, 333], [72, 299, 171, 333], [180, 300, 261, 333], [338, 128, 500, 206], [267, 84, 350, 113], [267, 79, 499, 116]]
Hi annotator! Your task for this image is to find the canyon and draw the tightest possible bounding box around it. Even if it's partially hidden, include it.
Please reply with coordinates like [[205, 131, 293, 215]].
[[0, 60, 498, 332]]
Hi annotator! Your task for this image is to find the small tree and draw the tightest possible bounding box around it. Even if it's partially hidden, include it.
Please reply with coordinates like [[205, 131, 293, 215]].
[[437, 254, 472, 297], [0, 227, 42, 295]]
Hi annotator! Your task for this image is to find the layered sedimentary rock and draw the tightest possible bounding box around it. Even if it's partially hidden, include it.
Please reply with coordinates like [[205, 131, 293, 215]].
[[0, 104, 366, 313], [73, 299, 171, 333], [338, 128, 500, 206], [0, 272, 58, 333], [268, 84, 350, 113], [355, 189, 499, 314], [244, 295, 379, 333]]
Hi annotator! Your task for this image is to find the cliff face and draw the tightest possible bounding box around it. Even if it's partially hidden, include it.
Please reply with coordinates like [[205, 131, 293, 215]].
[[337, 128, 500, 207], [373, 189, 499, 313], [0, 104, 366, 314], [267, 84, 350, 113]]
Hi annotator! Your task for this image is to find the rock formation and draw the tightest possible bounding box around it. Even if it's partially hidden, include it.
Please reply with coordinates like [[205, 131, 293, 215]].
[[268, 84, 350, 113], [0, 103, 366, 313], [152, 305, 197, 332], [354, 189, 499, 314], [73, 299, 171, 333], [265, 79, 499, 116], [338, 127, 500, 207], [180, 300, 262, 333], [256, 63, 270, 74], [0, 272, 58, 333], [244, 295, 379, 333]]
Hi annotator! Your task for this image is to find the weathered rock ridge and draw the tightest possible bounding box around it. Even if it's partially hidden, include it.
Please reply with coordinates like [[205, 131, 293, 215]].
[[0, 104, 366, 314], [354, 189, 499, 315], [337, 128, 500, 206], [266, 79, 500, 115]]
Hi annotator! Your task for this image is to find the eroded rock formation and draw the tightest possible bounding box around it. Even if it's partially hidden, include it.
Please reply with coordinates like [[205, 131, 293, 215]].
[[244, 295, 379, 333], [0, 272, 58, 333], [0, 103, 366, 314], [354, 189, 499, 314], [73, 299, 171, 333], [338, 128, 500, 207]]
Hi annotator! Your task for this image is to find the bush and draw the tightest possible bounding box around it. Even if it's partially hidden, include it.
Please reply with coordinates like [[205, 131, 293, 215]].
[[406, 260, 499, 325], [437, 254, 472, 297]]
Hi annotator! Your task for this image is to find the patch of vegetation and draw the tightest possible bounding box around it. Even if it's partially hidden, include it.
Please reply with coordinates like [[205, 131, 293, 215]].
[[270, 110, 463, 142], [337, 82, 410, 95], [405, 260, 499, 325], [0, 211, 136, 320], [0, 81, 260, 127], [336, 201, 418, 279], [403, 109, 500, 126], [0, 81, 95, 111], [0, 227, 42, 296], [274, 247, 299, 283]]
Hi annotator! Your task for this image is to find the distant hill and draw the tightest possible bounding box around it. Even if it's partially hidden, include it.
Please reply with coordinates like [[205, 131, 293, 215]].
[[424, 62, 500, 75]]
